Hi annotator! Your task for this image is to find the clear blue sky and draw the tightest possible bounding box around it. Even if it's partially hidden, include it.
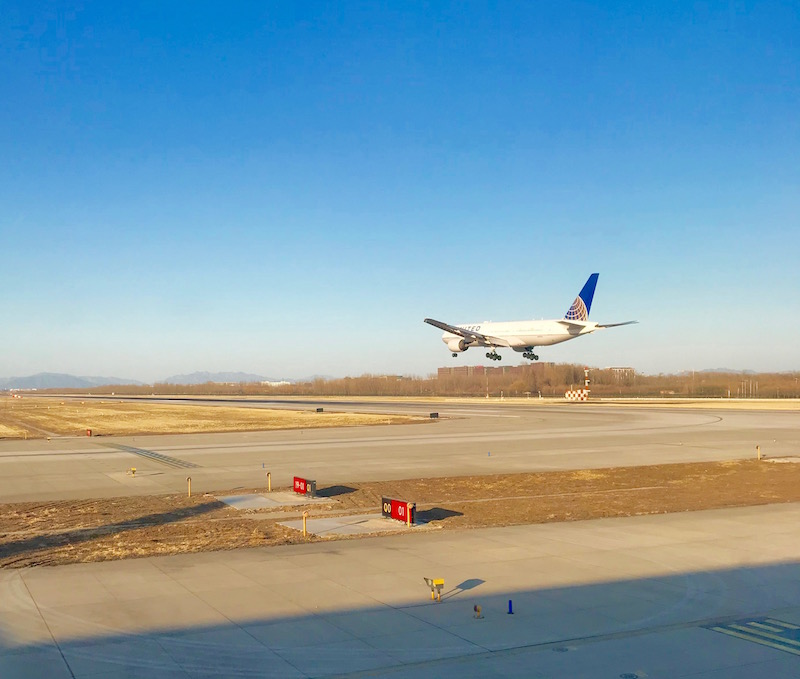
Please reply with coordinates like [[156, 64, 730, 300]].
[[2, 2, 798, 381]]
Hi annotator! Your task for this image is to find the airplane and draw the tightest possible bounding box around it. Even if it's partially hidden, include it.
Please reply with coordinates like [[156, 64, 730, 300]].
[[424, 273, 636, 361]]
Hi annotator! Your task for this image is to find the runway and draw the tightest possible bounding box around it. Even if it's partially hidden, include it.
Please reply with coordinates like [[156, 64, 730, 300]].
[[1, 399, 799, 677], [0, 400, 797, 502]]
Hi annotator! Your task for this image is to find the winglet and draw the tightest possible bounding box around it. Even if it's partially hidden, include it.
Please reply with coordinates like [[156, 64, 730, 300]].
[[564, 274, 599, 321]]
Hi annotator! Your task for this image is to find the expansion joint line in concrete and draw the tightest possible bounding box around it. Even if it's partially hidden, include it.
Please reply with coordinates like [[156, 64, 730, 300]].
[[19, 572, 77, 679]]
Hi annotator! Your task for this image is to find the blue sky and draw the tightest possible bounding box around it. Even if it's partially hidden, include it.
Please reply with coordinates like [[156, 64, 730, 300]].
[[2, 2, 798, 381]]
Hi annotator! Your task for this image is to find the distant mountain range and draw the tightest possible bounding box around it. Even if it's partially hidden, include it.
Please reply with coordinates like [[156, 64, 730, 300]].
[[160, 371, 280, 385], [0, 373, 146, 390], [0, 371, 292, 389]]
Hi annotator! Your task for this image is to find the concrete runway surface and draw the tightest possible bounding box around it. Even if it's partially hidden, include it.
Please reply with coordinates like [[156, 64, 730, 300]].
[[1, 399, 799, 677], [0, 399, 797, 502]]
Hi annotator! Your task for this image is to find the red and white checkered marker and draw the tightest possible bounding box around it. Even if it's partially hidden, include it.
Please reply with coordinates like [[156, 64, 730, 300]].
[[564, 389, 589, 401]]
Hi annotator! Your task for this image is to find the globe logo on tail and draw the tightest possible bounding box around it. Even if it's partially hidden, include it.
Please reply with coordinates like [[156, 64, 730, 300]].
[[565, 296, 588, 321]]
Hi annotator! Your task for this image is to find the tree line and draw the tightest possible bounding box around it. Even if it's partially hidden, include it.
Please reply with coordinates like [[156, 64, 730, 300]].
[[38, 364, 800, 399]]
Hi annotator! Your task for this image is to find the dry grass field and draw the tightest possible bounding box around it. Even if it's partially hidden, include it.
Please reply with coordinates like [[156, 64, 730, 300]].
[[0, 398, 424, 438], [0, 423, 27, 438], [2, 459, 798, 568]]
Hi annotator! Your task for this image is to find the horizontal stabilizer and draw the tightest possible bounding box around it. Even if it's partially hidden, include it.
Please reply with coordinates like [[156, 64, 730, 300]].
[[556, 319, 590, 332], [597, 320, 638, 328]]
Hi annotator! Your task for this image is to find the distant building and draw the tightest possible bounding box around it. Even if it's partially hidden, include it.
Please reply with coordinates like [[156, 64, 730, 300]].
[[607, 367, 635, 381], [438, 363, 550, 378], [438, 366, 484, 377]]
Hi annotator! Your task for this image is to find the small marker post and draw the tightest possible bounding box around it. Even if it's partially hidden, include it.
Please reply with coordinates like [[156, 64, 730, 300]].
[[508, 599, 514, 614]]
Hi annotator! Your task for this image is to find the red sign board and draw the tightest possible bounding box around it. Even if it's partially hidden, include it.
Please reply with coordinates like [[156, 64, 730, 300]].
[[293, 476, 317, 496], [381, 497, 415, 524]]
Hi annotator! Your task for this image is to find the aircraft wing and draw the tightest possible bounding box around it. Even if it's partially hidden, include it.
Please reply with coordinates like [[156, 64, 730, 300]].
[[423, 318, 511, 347], [597, 321, 638, 328]]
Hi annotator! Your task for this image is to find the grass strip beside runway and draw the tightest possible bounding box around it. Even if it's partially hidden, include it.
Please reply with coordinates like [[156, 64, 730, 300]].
[[2, 458, 799, 568], [0, 397, 425, 438]]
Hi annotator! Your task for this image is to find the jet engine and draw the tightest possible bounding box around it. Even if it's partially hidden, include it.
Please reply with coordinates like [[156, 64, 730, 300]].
[[446, 338, 469, 353]]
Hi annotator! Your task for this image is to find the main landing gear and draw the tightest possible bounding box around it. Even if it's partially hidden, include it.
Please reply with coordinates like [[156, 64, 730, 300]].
[[522, 349, 539, 361], [485, 350, 501, 361]]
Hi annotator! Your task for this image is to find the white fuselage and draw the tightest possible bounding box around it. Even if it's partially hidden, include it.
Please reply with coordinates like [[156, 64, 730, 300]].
[[443, 319, 599, 352]]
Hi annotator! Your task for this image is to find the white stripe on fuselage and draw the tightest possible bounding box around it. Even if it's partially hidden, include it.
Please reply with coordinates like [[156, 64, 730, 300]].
[[443, 319, 598, 350]]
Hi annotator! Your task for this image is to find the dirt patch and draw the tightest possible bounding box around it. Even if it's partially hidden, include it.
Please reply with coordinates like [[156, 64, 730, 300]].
[[0, 398, 424, 438], [2, 459, 799, 568]]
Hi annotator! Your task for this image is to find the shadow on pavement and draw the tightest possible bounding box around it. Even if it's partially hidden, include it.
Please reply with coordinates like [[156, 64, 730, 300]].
[[2, 558, 799, 678], [316, 485, 358, 498]]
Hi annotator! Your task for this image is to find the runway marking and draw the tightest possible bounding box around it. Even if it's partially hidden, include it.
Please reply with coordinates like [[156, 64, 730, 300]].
[[706, 618, 800, 656], [99, 443, 199, 469], [374, 609, 800, 678], [747, 621, 787, 633]]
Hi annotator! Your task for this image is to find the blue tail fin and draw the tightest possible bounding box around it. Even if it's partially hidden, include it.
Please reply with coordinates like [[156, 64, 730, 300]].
[[564, 274, 599, 321]]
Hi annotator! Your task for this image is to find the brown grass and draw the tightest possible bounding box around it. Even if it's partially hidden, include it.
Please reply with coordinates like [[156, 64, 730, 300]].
[[3, 459, 799, 568], [0, 398, 424, 438], [0, 423, 27, 438]]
